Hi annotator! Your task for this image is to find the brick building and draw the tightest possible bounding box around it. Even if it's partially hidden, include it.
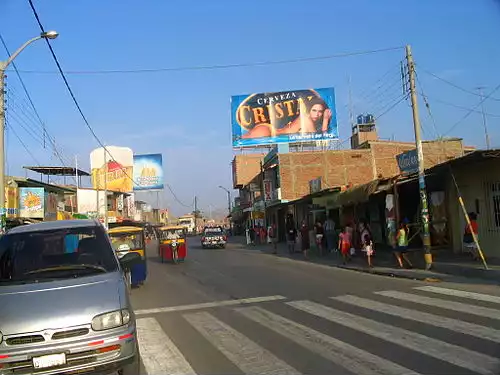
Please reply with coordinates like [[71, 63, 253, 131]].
[[231, 137, 473, 234]]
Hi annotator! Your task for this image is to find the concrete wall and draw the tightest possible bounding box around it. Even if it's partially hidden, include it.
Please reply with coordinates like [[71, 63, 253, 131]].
[[445, 157, 500, 258], [232, 154, 264, 189], [278, 149, 374, 201]]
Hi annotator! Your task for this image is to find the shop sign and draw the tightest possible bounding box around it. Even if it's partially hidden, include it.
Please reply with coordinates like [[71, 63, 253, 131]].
[[249, 183, 260, 192], [309, 177, 322, 194], [264, 180, 272, 201], [396, 149, 419, 175]]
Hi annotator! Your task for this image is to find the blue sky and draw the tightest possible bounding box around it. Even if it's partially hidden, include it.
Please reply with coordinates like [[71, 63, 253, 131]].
[[1, 0, 500, 216]]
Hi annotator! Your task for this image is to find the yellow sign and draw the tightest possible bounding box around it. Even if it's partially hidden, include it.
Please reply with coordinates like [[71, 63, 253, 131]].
[[4, 187, 19, 218], [90, 146, 134, 193]]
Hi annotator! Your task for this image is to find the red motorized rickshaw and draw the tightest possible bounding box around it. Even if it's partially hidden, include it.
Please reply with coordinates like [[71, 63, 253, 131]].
[[158, 225, 187, 263]]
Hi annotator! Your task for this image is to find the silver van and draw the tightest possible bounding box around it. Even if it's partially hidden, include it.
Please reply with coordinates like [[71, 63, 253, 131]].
[[0, 220, 141, 375]]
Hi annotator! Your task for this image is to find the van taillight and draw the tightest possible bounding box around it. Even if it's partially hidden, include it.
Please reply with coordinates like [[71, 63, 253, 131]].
[[201, 237, 205, 241], [223, 236, 227, 241]]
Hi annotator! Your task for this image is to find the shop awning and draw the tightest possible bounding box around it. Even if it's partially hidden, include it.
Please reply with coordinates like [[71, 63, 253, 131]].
[[330, 179, 381, 208]]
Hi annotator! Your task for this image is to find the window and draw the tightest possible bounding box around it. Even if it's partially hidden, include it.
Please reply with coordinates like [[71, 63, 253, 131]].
[[109, 232, 144, 251], [0, 226, 118, 285]]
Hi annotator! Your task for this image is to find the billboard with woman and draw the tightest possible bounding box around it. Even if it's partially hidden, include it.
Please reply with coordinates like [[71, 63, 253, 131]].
[[231, 87, 338, 148]]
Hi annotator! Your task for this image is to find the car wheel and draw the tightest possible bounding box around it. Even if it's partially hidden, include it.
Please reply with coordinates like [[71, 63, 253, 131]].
[[118, 343, 140, 375]]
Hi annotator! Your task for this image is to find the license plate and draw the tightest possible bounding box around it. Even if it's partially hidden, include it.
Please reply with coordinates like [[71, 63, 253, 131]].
[[33, 353, 66, 369]]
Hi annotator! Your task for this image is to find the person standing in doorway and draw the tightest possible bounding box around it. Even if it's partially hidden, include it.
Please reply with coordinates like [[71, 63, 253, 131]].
[[315, 219, 325, 256], [463, 212, 479, 260], [269, 223, 278, 254], [286, 225, 297, 254], [324, 216, 336, 253], [300, 220, 310, 260]]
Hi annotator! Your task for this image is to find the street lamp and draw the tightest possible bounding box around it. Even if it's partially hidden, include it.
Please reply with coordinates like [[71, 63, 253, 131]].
[[0, 31, 58, 232], [218, 186, 231, 218]]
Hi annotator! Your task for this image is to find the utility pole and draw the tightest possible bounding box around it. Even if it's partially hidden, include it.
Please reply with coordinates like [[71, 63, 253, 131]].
[[477, 87, 491, 150], [194, 195, 198, 234], [103, 147, 108, 230], [260, 160, 267, 228], [406, 45, 432, 270]]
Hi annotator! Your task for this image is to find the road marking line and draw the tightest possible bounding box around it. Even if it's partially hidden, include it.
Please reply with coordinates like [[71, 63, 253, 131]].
[[376, 290, 500, 321], [288, 300, 499, 375], [135, 295, 286, 316], [237, 306, 421, 375], [136, 317, 196, 375], [415, 286, 500, 304], [333, 295, 500, 343], [184, 311, 300, 375]]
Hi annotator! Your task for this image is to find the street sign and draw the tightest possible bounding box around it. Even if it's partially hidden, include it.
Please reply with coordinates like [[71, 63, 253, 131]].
[[396, 149, 419, 175]]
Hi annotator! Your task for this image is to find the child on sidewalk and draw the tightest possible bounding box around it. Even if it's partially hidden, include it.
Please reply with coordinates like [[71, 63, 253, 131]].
[[338, 226, 352, 265]]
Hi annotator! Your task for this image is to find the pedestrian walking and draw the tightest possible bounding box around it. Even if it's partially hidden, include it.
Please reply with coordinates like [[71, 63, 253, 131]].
[[300, 220, 310, 260], [286, 226, 297, 254], [394, 221, 413, 268], [360, 226, 374, 268], [338, 226, 352, 264]]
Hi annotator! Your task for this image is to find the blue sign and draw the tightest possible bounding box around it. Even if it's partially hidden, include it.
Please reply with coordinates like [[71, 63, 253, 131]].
[[231, 87, 338, 148], [133, 154, 164, 191], [396, 149, 419, 174]]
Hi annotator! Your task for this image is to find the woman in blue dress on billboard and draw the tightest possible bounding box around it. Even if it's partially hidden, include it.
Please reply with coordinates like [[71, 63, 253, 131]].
[[241, 96, 332, 139]]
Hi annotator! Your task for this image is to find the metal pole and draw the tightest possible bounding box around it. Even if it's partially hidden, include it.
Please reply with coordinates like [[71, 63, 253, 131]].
[[103, 147, 108, 230], [477, 87, 491, 150], [0, 71, 5, 233], [406, 45, 432, 270], [260, 160, 267, 227], [227, 191, 231, 217], [194, 195, 198, 234]]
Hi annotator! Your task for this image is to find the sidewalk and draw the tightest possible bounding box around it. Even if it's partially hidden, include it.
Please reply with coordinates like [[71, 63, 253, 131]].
[[229, 236, 500, 283]]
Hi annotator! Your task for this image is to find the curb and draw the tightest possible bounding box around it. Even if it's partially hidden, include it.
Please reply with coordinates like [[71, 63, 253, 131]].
[[336, 265, 443, 282]]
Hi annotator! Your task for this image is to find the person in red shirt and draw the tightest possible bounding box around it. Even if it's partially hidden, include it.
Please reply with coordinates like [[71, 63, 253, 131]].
[[463, 212, 479, 260]]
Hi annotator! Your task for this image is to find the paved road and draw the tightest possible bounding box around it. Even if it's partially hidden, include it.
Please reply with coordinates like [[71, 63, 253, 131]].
[[130, 236, 500, 375]]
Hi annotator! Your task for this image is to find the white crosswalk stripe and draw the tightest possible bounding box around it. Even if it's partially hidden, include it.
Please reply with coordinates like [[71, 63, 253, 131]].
[[236, 305, 421, 375], [184, 311, 301, 375], [136, 317, 196, 375], [288, 300, 500, 375], [376, 290, 500, 321], [333, 294, 500, 343], [135, 287, 500, 375], [415, 285, 500, 304]]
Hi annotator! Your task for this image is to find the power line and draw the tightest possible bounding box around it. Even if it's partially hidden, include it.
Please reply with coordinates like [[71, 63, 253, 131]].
[[415, 71, 440, 139], [374, 94, 408, 120], [1, 33, 73, 169], [417, 65, 500, 102], [27, 0, 138, 188], [166, 184, 193, 208], [5, 119, 41, 166], [7, 45, 405, 75], [442, 82, 500, 137], [419, 94, 500, 118]]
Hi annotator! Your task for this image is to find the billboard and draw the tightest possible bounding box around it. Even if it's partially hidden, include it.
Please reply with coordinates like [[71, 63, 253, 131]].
[[19, 188, 44, 218], [44, 192, 58, 221], [90, 146, 133, 193], [77, 188, 106, 216], [231, 87, 338, 148], [133, 153, 164, 191]]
